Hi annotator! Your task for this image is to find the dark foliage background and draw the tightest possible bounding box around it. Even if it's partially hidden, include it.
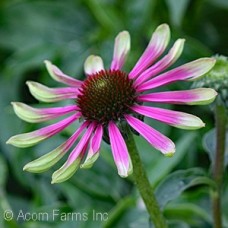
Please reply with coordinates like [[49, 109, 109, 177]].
[[0, 0, 227, 227]]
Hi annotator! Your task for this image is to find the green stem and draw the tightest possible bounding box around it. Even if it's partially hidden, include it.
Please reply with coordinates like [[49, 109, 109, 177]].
[[126, 130, 167, 228], [212, 104, 227, 228]]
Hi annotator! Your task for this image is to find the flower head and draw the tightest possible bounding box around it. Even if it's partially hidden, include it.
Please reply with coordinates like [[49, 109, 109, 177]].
[[7, 24, 217, 183], [193, 55, 228, 109]]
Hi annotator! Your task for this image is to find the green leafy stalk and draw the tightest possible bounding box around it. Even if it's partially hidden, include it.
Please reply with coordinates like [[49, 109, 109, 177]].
[[126, 129, 167, 228], [212, 104, 227, 228]]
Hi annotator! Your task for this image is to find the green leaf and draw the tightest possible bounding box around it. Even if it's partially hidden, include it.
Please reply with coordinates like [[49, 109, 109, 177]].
[[83, 0, 122, 31], [0, 0, 93, 80], [167, 220, 190, 228], [165, 0, 190, 27], [123, 0, 157, 32], [155, 168, 216, 209], [165, 203, 212, 226], [209, 0, 228, 8], [203, 128, 228, 167], [0, 156, 18, 228], [148, 132, 197, 185], [103, 208, 150, 228], [0, 155, 7, 188]]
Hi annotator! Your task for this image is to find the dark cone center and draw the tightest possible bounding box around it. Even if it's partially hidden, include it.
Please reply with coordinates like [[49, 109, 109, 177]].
[[77, 70, 136, 124]]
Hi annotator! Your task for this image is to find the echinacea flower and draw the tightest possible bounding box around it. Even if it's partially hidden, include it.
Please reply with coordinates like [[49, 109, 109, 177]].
[[7, 24, 217, 183]]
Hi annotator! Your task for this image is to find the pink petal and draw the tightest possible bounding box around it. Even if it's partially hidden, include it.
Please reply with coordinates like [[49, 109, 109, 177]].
[[129, 24, 170, 79], [66, 122, 96, 165], [26, 81, 80, 102], [134, 39, 185, 86], [23, 121, 89, 173], [125, 115, 175, 155], [84, 55, 104, 75], [39, 105, 79, 115], [12, 102, 78, 123], [45, 60, 82, 87], [90, 124, 103, 155], [137, 88, 217, 105], [51, 136, 90, 184], [6, 113, 81, 148], [108, 121, 132, 177], [80, 124, 103, 168], [137, 58, 216, 92], [38, 114, 80, 136], [131, 105, 205, 130], [58, 121, 90, 154], [111, 31, 131, 70]]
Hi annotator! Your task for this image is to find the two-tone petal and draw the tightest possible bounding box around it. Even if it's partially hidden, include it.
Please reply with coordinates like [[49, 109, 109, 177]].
[[137, 88, 217, 105], [6, 114, 81, 148], [108, 121, 132, 177], [11, 102, 78, 123], [129, 24, 170, 79], [137, 58, 216, 92], [52, 123, 95, 183], [44, 60, 82, 87], [23, 121, 89, 173], [26, 81, 79, 102], [134, 39, 185, 86], [111, 31, 130, 70], [131, 105, 205, 130], [81, 124, 103, 169], [84, 55, 104, 75], [51, 143, 87, 184], [125, 115, 175, 156]]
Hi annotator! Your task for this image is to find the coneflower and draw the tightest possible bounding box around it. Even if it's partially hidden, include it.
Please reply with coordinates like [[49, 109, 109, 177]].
[[7, 24, 217, 184]]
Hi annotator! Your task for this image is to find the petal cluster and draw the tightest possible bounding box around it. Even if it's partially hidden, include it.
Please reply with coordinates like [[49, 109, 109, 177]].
[[7, 24, 217, 183]]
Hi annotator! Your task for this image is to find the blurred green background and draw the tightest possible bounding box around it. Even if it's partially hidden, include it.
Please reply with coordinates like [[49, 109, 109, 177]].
[[0, 0, 228, 227]]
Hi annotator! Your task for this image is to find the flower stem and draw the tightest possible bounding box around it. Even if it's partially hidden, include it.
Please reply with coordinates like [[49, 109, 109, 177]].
[[126, 129, 167, 228], [212, 104, 227, 228]]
